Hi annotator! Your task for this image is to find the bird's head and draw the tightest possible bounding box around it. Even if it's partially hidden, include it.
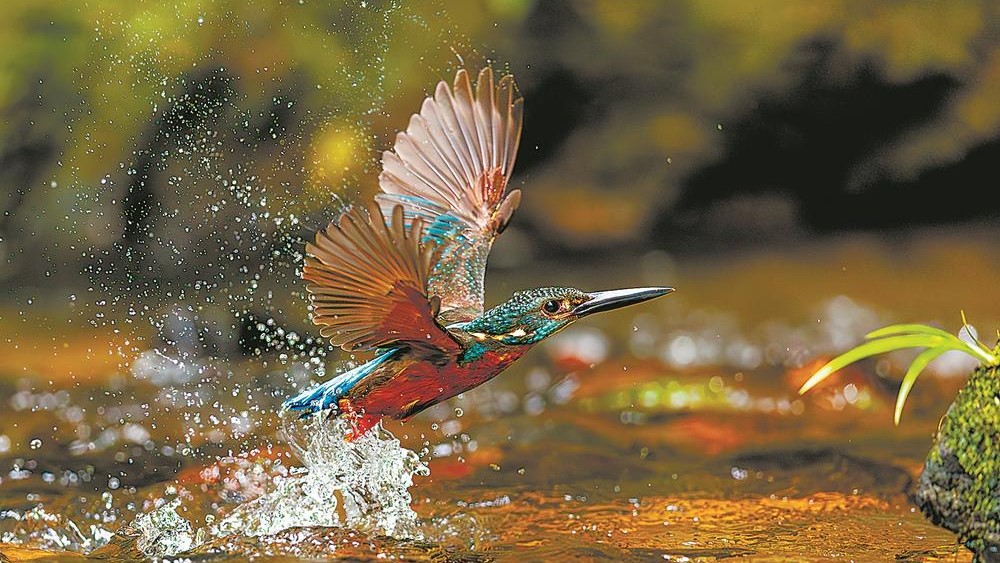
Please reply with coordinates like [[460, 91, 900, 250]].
[[461, 286, 674, 347]]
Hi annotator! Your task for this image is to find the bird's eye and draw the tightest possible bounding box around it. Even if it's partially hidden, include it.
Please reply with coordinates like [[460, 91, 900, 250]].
[[542, 300, 561, 315]]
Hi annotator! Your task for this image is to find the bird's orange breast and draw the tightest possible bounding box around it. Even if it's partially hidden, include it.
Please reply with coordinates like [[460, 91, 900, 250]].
[[349, 345, 530, 424]]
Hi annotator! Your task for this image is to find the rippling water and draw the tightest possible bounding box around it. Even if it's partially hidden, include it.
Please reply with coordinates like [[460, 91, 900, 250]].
[[1, 232, 998, 561]]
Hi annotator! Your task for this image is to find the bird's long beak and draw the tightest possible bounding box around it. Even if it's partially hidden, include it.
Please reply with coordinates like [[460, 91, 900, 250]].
[[572, 287, 674, 317]]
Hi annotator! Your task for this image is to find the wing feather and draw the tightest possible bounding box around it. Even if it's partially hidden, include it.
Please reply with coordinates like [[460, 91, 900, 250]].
[[303, 204, 462, 356], [476, 68, 500, 176], [376, 67, 524, 322], [426, 92, 476, 188], [445, 73, 483, 199], [415, 108, 466, 191]]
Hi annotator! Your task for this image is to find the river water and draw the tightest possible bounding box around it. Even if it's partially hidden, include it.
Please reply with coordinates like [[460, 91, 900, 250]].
[[1, 227, 997, 561]]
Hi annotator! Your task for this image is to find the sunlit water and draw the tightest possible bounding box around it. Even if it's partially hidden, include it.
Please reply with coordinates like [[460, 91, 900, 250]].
[[2, 234, 998, 561], [3, 253, 985, 555]]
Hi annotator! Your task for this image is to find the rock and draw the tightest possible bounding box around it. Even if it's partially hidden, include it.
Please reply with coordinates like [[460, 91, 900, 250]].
[[916, 362, 1000, 562]]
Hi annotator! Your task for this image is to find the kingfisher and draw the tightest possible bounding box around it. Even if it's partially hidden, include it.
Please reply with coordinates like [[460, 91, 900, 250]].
[[283, 68, 673, 438]]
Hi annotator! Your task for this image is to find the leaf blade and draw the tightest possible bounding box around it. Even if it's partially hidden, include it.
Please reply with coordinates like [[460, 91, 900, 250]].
[[893, 347, 948, 425], [798, 334, 949, 395], [866, 323, 996, 364], [866, 324, 956, 340]]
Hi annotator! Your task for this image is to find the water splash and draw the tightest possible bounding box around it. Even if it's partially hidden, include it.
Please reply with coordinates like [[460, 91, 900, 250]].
[[127, 498, 198, 557], [124, 416, 428, 557], [215, 415, 427, 538], [0, 492, 118, 553]]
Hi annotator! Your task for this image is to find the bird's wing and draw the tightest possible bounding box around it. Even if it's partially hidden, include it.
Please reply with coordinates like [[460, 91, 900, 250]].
[[303, 203, 463, 357], [376, 67, 524, 323]]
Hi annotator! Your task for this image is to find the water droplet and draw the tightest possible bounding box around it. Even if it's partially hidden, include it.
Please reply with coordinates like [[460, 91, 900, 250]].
[[453, 407, 464, 417], [29, 438, 42, 449]]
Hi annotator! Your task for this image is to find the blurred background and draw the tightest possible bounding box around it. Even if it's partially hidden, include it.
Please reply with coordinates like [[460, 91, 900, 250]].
[[1, 1, 1000, 560], [3, 0, 999, 335]]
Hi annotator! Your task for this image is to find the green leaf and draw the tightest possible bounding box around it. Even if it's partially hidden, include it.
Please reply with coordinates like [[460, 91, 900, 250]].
[[800, 320, 999, 425], [893, 347, 948, 425], [866, 323, 996, 364], [798, 334, 949, 394], [866, 324, 957, 340]]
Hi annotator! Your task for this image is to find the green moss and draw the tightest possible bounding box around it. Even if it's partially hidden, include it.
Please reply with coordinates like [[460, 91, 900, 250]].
[[917, 359, 1000, 561]]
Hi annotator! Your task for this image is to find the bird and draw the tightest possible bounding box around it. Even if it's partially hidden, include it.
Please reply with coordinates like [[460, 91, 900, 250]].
[[283, 67, 674, 439]]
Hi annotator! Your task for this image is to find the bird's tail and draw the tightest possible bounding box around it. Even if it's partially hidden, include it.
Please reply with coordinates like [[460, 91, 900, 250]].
[[282, 377, 344, 414], [282, 349, 398, 416]]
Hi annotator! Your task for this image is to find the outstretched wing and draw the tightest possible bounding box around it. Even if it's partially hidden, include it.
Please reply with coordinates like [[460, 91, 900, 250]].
[[303, 203, 463, 357], [377, 67, 524, 323]]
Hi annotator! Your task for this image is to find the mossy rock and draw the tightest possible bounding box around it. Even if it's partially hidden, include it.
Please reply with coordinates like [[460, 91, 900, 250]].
[[916, 363, 1000, 562]]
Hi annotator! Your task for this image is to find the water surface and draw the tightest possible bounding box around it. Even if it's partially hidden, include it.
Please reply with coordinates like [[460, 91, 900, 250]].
[[1, 228, 997, 561]]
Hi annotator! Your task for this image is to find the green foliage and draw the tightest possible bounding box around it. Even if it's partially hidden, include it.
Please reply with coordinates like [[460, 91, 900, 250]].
[[917, 363, 1000, 557], [799, 319, 1000, 424]]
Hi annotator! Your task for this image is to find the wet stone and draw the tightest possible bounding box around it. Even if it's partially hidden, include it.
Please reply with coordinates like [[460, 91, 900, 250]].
[[917, 362, 1000, 561]]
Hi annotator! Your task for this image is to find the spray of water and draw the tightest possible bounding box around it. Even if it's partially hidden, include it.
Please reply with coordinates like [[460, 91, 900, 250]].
[[123, 415, 428, 557]]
